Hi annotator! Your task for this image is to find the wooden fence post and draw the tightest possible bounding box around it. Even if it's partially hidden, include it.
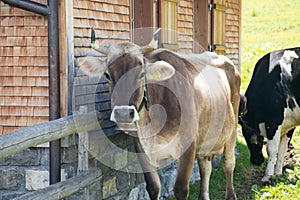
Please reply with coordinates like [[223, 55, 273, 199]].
[[77, 106, 90, 199], [78, 106, 89, 173]]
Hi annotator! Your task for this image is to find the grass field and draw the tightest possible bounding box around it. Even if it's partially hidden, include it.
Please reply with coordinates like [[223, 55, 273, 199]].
[[169, 0, 300, 199], [241, 0, 300, 92]]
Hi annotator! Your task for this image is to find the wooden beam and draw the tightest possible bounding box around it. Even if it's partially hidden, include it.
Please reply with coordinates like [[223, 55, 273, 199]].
[[13, 168, 102, 200], [78, 106, 89, 173], [0, 112, 102, 159], [58, 0, 68, 117]]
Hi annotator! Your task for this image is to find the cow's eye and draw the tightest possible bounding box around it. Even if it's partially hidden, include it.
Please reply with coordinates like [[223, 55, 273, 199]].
[[104, 72, 111, 81]]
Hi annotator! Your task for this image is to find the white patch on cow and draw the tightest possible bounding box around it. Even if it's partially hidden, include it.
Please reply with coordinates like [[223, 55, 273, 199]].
[[282, 98, 300, 133], [262, 128, 280, 182], [259, 122, 267, 138], [279, 50, 298, 76], [275, 134, 289, 176], [262, 99, 300, 182]]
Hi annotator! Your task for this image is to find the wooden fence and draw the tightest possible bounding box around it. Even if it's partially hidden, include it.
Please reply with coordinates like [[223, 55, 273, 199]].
[[0, 108, 103, 199]]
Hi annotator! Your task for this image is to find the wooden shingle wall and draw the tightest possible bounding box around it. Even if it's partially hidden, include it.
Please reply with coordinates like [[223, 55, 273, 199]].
[[73, 0, 130, 57], [73, 0, 131, 136], [178, 0, 194, 53], [225, 0, 241, 67], [0, 1, 49, 135]]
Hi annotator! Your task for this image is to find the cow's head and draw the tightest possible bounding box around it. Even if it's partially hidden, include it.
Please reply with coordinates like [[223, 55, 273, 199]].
[[78, 28, 175, 131], [239, 115, 264, 165]]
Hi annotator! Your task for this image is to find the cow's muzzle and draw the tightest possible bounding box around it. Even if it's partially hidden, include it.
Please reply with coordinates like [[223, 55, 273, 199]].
[[110, 105, 140, 123]]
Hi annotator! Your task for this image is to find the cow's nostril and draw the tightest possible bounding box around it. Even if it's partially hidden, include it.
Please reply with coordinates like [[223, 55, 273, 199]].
[[129, 108, 135, 120]]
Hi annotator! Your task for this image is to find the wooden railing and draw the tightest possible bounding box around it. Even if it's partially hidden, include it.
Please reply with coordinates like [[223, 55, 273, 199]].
[[0, 108, 103, 199]]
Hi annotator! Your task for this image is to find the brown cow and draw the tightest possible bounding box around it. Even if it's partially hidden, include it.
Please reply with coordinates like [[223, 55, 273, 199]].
[[78, 29, 240, 200]]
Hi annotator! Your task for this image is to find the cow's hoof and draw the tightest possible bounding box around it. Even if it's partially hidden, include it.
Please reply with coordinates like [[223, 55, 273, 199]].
[[261, 176, 271, 185]]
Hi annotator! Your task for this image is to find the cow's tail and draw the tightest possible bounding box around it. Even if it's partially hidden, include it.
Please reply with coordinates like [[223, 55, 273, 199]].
[[238, 94, 247, 124]]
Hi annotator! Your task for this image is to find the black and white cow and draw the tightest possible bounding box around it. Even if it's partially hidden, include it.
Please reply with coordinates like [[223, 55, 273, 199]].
[[239, 47, 300, 182]]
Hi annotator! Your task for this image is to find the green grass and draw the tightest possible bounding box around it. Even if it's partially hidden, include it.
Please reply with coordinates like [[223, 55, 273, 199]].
[[241, 0, 300, 92]]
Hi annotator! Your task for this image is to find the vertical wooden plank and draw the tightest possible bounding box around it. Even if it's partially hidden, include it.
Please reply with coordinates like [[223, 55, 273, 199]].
[[65, 0, 74, 116], [133, 0, 153, 46], [58, 0, 67, 117], [59, 0, 76, 147], [78, 105, 89, 172], [77, 105, 90, 199], [193, 0, 209, 53], [153, 0, 159, 28]]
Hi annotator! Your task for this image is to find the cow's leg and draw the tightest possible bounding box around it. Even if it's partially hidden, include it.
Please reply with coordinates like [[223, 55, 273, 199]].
[[133, 138, 161, 200], [174, 142, 196, 200], [262, 129, 280, 183], [198, 157, 212, 200], [223, 132, 237, 200], [275, 134, 289, 175]]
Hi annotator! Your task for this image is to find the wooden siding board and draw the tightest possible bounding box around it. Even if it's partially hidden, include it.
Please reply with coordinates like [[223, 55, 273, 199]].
[[33, 107, 49, 116], [31, 87, 49, 97], [177, 0, 193, 53], [1, 106, 34, 116], [27, 66, 48, 76], [0, 0, 49, 134], [35, 77, 49, 87], [27, 97, 49, 107], [26, 116, 48, 126], [0, 66, 13, 76], [3, 96, 28, 106], [0, 77, 48, 87], [13, 86, 32, 96], [225, 0, 241, 66]]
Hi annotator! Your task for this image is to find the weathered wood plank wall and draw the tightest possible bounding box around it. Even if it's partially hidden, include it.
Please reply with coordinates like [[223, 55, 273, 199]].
[[0, 0, 49, 135]]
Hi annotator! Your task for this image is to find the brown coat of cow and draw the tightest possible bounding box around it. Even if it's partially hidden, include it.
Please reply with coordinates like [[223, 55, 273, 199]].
[[78, 31, 240, 200]]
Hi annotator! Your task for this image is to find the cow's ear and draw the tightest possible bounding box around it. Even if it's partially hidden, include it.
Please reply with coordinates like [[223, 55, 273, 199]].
[[146, 61, 175, 81], [77, 56, 106, 77]]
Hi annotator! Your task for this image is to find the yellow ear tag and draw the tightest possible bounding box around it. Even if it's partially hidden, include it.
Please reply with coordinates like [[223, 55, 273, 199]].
[[152, 71, 161, 80]]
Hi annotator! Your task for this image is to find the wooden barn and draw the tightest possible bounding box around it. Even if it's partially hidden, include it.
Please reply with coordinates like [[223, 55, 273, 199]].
[[0, 0, 241, 135], [0, 0, 241, 199]]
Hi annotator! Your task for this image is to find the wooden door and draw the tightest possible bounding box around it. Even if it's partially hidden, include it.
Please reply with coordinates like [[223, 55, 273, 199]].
[[132, 0, 155, 46], [193, 0, 210, 53]]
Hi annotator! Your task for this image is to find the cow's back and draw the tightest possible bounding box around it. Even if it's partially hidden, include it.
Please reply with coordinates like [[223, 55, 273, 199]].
[[148, 50, 240, 156]]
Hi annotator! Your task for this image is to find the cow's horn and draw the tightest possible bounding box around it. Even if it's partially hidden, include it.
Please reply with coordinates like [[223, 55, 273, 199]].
[[90, 28, 110, 55], [141, 28, 161, 54]]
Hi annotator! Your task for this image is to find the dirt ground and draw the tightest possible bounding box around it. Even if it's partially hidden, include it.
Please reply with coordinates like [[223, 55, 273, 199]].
[[235, 139, 299, 199]]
